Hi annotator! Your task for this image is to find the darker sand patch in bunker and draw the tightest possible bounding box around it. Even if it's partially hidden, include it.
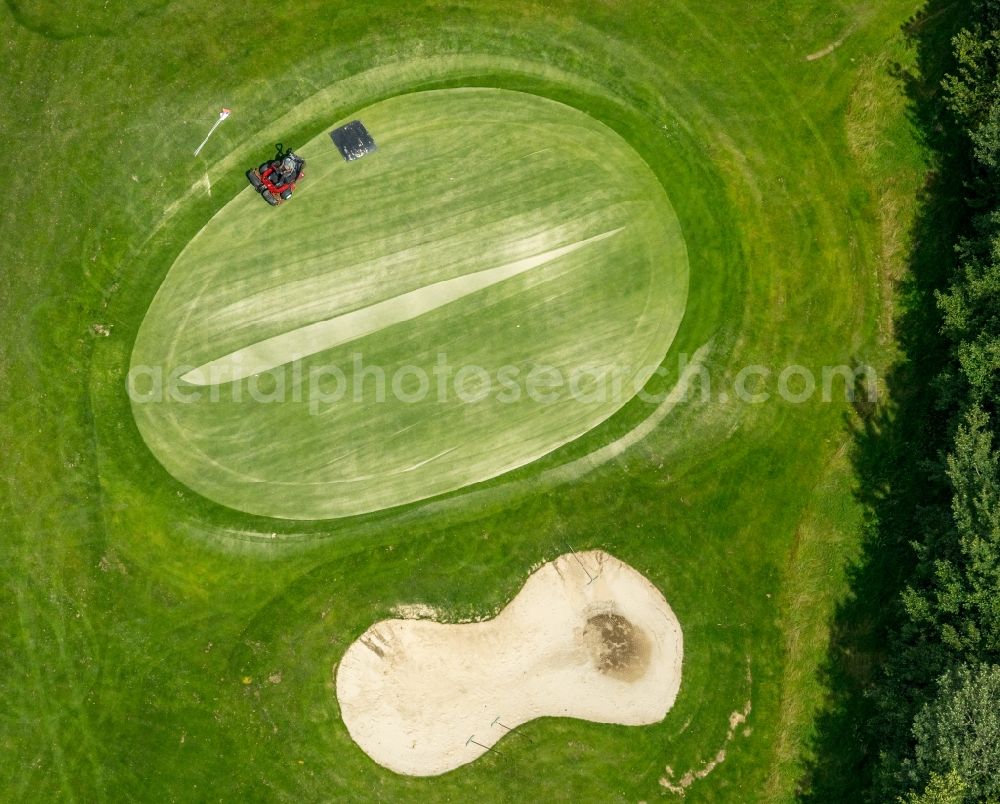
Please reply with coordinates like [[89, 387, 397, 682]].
[[583, 612, 651, 681]]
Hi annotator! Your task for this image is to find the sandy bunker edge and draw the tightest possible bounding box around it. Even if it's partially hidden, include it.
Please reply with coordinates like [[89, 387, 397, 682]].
[[335, 549, 684, 776]]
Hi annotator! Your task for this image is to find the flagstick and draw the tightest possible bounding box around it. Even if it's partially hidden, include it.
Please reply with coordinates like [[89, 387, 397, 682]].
[[194, 108, 231, 157]]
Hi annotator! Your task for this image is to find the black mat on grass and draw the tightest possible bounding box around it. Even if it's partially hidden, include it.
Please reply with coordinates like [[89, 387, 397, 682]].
[[330, 120, 376, 161]]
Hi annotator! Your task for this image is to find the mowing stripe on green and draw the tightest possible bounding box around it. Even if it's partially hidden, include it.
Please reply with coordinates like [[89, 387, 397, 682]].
[[181, 227, 624, 386]]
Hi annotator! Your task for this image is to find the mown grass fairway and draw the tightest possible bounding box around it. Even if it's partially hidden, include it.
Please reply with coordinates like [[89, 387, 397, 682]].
[[1, 0, 928, 800], [131, 88, 688, 519]]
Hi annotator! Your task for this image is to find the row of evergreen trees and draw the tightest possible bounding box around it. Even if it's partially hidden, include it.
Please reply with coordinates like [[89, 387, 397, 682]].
[[870, 2, 1000, 801]]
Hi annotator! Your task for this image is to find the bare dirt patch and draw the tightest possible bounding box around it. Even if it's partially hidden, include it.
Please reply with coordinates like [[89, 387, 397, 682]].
[[805, 26, 856, 62], [659, 662, 752, 797]]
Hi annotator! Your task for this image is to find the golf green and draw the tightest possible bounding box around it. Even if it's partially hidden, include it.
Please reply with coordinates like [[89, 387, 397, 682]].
[[130, 87, 689, 520]]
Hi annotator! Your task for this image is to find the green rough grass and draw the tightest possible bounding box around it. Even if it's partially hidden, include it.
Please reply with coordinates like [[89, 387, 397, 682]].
[[0, 0, 927, 800], [766, 22, 934, 798]]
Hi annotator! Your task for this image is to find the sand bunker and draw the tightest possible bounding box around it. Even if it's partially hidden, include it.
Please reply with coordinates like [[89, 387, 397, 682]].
[[335, 550, 684, 776]]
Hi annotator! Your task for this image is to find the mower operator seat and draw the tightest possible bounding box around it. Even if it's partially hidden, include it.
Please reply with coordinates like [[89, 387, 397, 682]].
[[274, 156, 299, 185]]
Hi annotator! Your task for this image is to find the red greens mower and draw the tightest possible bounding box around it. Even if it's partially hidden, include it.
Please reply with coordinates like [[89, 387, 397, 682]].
[[246, 145, 306, 206]]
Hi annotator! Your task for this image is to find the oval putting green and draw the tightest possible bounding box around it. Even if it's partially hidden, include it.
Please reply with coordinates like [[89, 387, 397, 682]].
[[130, 87, 689, 519]]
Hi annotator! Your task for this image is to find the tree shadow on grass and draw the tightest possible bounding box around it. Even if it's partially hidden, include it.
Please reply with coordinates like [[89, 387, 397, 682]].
[[796, 1, 971, 800]]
